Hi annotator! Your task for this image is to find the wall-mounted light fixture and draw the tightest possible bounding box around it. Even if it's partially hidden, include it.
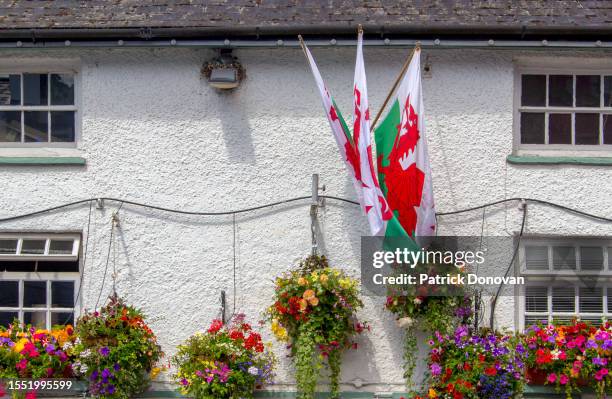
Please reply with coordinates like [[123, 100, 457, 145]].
[[202, 49, 245, 90]]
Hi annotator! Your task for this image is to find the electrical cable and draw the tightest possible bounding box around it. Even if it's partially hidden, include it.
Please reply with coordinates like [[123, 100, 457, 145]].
[[94, 202, 123, 310], [488, 203, 527, 330], [0, 195, 611, 224]]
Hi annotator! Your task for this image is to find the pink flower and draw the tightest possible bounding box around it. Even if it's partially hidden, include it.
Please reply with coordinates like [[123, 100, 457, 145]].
[[25, 391, 36, 399], [595, 368, 609, 381], [547, 373, 557, 383], [15, 358, 28, 372], [559, 374, 569, 385]]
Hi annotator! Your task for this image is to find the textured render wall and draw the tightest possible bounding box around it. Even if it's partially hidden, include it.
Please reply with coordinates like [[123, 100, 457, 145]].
[[1, 46, 612, 393]]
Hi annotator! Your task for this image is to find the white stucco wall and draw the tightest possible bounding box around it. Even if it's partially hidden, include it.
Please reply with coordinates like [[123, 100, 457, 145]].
[[1, 46, 612, 394]]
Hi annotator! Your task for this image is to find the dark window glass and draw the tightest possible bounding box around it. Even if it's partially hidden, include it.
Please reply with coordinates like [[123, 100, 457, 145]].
[[49, 240, 74, 255], [553, 246, 576, 270], [24, 111, 48, 142], [37, 261, 79, 272], [575, 113, 600, 145], [604, 114, 612, 144], [549, 75, 573, 106], [21, 239, 45, 255], [0, 111, 21, 142], [50, 111, 75, 142], [24, 312, 46, 329], [552, 287, 575, 312], [23, 281, 46, 308], [521, 112, 545, 144], [0, 74, 21, 105], [50, 74, 74, 105], [579, 287, 603, 313], [0, 239, 18, 254], [605, 76, 612, 107], [549, 113, 572, 144], [0, 312, 18, 327], [0, 261, 36, 272], [576, 75, 601, 107], [522, 75, 546, 106], [580, 247, 604, 270], [23, 74, 48, 106], [0, 281, 18, 307], [51, 281, 74, 308], [51, 312, 73, 326]]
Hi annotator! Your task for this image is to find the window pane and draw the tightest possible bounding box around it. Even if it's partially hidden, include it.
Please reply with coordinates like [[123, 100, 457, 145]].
[[23, 74, 48, 106], [580, 247, 603, 270], [37, 261, 79, 273], [0, 111, 21, 142], [49, 240, 74, 255], [520, 112, 545, 144], [23, 281, 46, 308], [51, 312, 73, 327], [24, 312, 46, 329], [525, 246, 548, 270], [576, 75, 600, 107], [549, 113, 572, 144], [522, 75, 546, 106], [0, 261, 35, 272], [553, 246, 576, 270], [21, 239, 45, 255], [0, 74, 21, 105], [575, 113, 600, 145], [0, 281, 18, 307], [51, 281, 74, 308], [24, 111, 48, 142], [0, 312, 18, 327], [525, 315, 548, 326], [525, 286, 548, 312], [552, 287, 575, 312], [50, 74, 74, 105], [579, 287, 603, 313], [549, 75, 573, 106], [0, 239, 18, 254], [604, 114, 612, 144], [605, 76, 612, 107], [50, 111, 75, 142]]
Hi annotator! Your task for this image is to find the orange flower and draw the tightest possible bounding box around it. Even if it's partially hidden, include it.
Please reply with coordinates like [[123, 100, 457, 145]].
[[299, 299, 308, 311], [303, 289, 316, 301], [308, 297, 319, 306]]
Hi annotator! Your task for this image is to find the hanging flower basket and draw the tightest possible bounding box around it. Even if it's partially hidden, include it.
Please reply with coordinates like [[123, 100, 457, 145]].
[[172, 314, 276, 399], [265, 255, 368, 399], [71, 294, 164, 398]]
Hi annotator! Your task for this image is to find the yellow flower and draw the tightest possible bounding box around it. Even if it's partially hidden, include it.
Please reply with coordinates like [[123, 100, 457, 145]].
[[428, 388, 438, 398], [303, 289, 316, 301], [150, 367, 162, 380], [339, 278, 352, 290], [13, 338, 28, 353], [298, 277, 307, 286], [271, 320, 288, 342], [308, 297, 319, 306], [319, 274, 329, 284]]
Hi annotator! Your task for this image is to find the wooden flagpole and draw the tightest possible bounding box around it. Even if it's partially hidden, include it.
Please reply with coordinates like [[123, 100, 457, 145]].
[[371, 43, 421, 130]]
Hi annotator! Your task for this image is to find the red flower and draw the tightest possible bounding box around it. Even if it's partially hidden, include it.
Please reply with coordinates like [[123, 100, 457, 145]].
[[244, 332, 263, 352], [484, 367, 497, 376], [207, 319, 223, 334], [229, 330, 244, 341]]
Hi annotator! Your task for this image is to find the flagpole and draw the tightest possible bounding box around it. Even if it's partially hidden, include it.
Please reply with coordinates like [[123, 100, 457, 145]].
[[371, 43, 420, 130]]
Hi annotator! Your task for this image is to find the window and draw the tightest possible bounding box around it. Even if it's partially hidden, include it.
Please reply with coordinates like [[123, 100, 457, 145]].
[[0, 73, 77, 146], [519, 238, 612, 329], [517, 71, 612, 151], [0, 234, 80, 329]]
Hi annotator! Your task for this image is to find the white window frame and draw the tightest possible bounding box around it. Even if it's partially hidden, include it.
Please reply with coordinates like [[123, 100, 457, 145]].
[[0, 233, 80, 261], [513, 63, 612, 157], [517, 236, 612, 331], [0, 63, 80, 149], [0, 233, 81, 329]]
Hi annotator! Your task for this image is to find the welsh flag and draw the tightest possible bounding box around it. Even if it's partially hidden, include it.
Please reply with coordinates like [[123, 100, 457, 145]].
[[374, 48, 436, 245], [303, 32, 392, 235]]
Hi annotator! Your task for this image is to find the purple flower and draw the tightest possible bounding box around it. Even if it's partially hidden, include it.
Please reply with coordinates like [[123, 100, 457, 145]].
[[113, 363, 121, 371], [180, 378, 189, 386], [593, 357, 608, 366], [45, 344, 55, 354], [90, 370, 99, 381], [107, 385, 115, 394], [430, 363, 442, 376], [586, 340, 598, 349], [99, 346, 110, 357]]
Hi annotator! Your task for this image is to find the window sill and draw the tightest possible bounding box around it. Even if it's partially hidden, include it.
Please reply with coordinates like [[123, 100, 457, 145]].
[[0, 148, 85, 165], [507, 154, 612, 166]]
